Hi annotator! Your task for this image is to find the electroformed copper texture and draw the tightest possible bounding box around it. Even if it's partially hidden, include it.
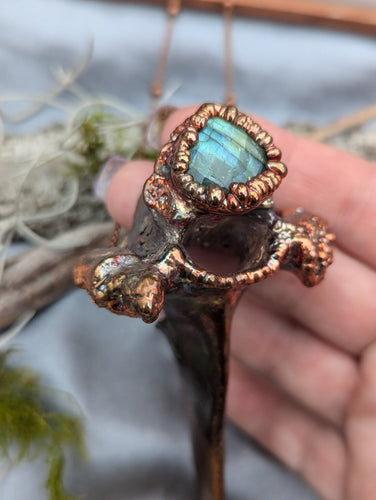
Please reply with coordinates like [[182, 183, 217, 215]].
[[74, 103, 334, 500], [159, 103, 287, 215]]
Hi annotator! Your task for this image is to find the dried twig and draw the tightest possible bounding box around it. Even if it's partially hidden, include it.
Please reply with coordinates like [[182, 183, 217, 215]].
[[306, 102, 376, 142], [0, 222, 113, 331]]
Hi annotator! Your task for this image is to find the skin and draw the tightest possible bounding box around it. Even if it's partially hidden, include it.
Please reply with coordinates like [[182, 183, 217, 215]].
[[106, 106, 376, 500]]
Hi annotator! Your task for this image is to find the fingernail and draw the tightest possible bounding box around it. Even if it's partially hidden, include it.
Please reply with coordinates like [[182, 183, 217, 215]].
[[93, 156, 128, 201]]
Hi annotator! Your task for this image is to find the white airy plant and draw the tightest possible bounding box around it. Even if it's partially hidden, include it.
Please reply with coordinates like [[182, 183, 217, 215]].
[[0, 44, 147, 340]]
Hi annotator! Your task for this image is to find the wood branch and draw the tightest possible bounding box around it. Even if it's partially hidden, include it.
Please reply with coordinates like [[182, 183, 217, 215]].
[[0, 222, 114, 330], [306, 102, 376, 142], [116, 0, 376, 37]]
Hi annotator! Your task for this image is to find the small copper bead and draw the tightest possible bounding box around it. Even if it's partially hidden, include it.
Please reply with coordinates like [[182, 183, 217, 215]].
[[206, 185, 225, 206]]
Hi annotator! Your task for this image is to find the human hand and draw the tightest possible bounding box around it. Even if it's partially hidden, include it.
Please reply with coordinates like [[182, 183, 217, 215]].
[[105, 106, 376, 500]]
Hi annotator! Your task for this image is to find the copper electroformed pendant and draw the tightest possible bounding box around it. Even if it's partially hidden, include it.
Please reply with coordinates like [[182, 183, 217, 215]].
[[74, 103, 334, 500]]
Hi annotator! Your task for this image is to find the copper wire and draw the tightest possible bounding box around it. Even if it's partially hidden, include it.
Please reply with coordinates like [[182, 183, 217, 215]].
[[223, 1, 236, 106], [150, 0, 181, 113]]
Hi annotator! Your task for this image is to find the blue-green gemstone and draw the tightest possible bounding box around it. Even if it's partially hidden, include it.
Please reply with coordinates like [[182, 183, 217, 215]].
[[188, 117, 267, 189]]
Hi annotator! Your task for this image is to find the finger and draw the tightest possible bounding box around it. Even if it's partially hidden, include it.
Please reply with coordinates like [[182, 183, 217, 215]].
[[231, 293, 358, 425], [227, 358, 346, 500], [106, 160, 154, 229], [346, 342, 376, 499], [163, 107, 376, 270], [246, 248, 376, 353]]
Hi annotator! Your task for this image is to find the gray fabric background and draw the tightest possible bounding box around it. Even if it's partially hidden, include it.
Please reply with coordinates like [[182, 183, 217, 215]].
[[1, 1, 376, 499]]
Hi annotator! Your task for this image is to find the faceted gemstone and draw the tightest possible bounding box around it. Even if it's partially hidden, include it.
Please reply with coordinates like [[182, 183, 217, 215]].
[[187, 117, 267, 189]]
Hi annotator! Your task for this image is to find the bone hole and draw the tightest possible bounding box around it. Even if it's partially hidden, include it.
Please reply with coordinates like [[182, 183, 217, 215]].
[[182, 214, 272, 275]]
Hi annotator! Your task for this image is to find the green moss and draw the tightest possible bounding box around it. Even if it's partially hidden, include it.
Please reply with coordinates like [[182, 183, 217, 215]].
[[65, 108, 158, 179], [77, 111, 107, 173], [0, 349, 86, 500], [142, 149, 159, 162], [66, 109, 115, 177]]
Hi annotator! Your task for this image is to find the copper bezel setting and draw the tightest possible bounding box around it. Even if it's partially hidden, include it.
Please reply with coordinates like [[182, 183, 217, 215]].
[[165, 103, 287, 214]]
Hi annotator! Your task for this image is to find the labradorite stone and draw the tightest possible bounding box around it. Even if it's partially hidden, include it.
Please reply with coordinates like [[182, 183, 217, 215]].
[[188, 117, 267, 189]]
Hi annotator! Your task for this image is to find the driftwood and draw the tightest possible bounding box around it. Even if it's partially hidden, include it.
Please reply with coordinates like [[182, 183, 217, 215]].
[[116, 0, 376, 37], [306, 102, 376, 142], [0, 222, 113, 330]]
